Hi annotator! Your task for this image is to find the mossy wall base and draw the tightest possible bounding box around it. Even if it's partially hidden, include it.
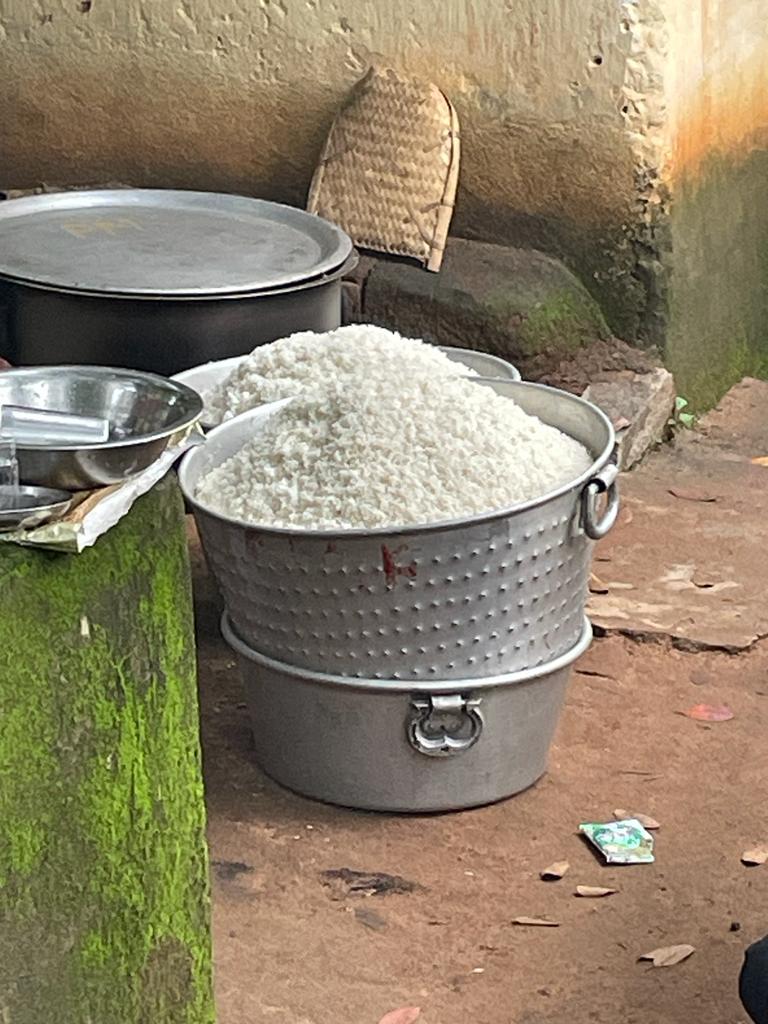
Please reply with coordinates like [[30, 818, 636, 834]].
[[666, 150, 768, 411], [0, 475, 214, 1024]]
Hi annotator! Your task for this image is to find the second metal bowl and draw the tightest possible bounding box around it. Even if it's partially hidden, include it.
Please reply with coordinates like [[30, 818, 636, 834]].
[[0, 484, 72, 531]]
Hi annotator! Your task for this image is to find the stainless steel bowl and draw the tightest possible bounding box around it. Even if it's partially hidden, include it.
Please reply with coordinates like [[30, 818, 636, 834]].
[[0, 366, 202, 490], [0, 484, 72, 530], [440, 346, 521, 381]]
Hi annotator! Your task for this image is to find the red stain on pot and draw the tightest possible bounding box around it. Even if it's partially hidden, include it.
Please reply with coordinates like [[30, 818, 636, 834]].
[[381, 544, 417, 588]]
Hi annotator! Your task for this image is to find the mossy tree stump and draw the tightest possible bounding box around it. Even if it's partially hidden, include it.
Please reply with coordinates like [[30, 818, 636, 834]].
[[0, 475, 214, 1024]]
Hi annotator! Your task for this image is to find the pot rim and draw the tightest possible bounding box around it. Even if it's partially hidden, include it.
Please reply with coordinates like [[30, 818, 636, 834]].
[[0, 252, 358, 302], [222, 611, 592, 692], [0, 189, 355, 298], [178, 378, 616, 539]]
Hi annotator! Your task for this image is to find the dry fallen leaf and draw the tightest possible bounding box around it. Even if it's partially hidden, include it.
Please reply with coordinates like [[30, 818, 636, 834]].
[[751, 456, 768, 467], [576, 885, 617, 898], [639, 944, 695, 968], [355, 906, 387, 931], [540, 861, 570, 881], [589, 573, 610, 595], [377, 1009, 421, 1024], [692, 570, 721, 589], [634, 813, 660, 830], [742, 847, 768, 866], [668, 487, 717, 503], [681, 703, 734, 722], [612, 415, 632, 431], [513, 916, 560, 928], [613, 810, 660, 830]]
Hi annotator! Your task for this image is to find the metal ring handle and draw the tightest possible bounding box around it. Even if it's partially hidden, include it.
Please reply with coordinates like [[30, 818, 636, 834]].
[[581, 463, 620, 540], [407, 695, 484, 758]]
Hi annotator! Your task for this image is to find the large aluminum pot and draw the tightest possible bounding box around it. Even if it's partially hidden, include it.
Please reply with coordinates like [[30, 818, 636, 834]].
[[180, 379, 617, 680], [223, 612, 592, 812], [0, 189, 354, 377]]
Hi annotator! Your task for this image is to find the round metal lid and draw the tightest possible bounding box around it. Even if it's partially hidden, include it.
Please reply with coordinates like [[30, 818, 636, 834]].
[[0, 189, 353, 297]]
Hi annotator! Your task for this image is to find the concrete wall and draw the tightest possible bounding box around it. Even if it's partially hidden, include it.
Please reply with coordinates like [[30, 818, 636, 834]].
[[662, 0, 768, 409], [0, 0, 645, 338], [3, 0, 765, 409]]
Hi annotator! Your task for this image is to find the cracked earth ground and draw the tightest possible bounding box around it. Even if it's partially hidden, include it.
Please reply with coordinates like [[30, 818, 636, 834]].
[[193, 378, 768, 1024]]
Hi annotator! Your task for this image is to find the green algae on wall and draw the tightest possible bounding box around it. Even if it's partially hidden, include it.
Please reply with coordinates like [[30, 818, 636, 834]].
[[0, 474, 214, 1024], [666, 148, 768, 411]]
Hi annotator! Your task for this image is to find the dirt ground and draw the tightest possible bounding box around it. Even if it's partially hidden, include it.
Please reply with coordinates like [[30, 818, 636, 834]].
[[194, 379, 768, 1024], [526, 335, 660, 395]]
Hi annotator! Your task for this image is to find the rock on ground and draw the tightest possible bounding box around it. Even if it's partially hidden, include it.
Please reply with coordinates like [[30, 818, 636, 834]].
[[344, 242, 662, 389], [360, 239, 611, 374], [583, 366, 677, 469]]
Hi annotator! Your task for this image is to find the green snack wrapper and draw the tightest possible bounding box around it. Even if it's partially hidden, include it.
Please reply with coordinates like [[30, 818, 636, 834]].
[[579, 818, 655, 864]]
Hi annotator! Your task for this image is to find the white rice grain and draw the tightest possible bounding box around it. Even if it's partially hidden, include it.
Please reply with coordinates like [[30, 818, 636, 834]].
[[196, 372, 592, 531], [204, 324, 472, 424]]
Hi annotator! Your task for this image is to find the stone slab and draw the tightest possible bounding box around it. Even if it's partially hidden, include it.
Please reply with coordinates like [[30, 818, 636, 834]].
[[583, 367, 676, 469], [589, 378, 768, 649]]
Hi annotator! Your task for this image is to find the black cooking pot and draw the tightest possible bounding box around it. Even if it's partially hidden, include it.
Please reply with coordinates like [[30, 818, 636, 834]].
[[0, 189, 355, 377]]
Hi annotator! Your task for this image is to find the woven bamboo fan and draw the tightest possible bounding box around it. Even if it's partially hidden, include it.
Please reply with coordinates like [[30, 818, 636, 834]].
[[307, 65, 460, 272]]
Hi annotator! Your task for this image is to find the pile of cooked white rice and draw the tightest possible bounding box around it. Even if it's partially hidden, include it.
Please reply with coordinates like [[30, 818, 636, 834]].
[[204, 324, 472, 424], [196, 336, 593, 530]]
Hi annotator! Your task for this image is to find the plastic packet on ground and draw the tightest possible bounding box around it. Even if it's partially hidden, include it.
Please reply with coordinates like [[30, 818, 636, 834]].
[[579, 819, 655, 865]]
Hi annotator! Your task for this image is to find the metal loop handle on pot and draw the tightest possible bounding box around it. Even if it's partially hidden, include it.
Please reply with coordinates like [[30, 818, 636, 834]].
[[581, 462, 620, 540], [407, 694, 484, 758]]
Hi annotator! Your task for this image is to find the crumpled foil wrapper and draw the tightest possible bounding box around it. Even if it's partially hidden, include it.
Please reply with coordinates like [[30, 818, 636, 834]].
[[0, 425, 204, 553]]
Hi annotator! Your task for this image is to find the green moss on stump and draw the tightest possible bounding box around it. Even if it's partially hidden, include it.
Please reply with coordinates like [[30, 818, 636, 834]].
[[0, 474, 213, 1024]]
